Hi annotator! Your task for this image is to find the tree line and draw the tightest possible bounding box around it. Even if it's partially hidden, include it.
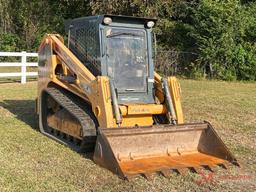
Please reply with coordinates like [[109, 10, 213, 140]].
[[0, 0, 255, 80]]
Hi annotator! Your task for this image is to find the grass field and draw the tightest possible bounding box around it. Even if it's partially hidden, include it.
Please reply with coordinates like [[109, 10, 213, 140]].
[[0, 80, 255, 191]]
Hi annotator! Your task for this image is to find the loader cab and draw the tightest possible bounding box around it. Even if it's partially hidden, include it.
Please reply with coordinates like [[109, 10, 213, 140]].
[[66, 15, 156, 104]]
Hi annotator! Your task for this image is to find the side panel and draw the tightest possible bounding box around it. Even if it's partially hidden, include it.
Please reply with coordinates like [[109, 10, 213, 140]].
[[88, 76, 116, 128]]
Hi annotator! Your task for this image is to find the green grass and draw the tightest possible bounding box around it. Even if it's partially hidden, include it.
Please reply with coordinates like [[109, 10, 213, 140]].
[[0, 80, 255, 191]]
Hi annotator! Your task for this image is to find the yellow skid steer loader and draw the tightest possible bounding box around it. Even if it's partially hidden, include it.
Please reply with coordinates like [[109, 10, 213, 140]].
[[36, 15, 238, 179]]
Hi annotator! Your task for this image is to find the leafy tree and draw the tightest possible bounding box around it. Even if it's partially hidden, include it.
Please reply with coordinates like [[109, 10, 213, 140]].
[[0, 0, 255, 80], [0, 32, 19, 51], [188, 0, 256, 80]]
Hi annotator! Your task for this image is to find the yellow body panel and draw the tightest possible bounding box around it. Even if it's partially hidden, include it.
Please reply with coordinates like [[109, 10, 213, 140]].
[[119, 104, 166, 116], [88, 77, 116, 128], [168, 77, 184, 124], [121, 115, 153, 127]]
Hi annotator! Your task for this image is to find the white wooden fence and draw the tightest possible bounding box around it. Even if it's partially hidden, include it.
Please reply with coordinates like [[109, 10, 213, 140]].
[[0, 51, 38, 84]]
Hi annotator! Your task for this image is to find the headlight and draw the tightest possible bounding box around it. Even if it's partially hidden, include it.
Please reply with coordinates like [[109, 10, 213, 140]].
[[103, 17, 112, 25], [146, 21, 155, 28]]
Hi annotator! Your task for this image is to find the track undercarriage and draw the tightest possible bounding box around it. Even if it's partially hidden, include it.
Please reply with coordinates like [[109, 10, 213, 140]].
[[40, 87, 97, 152]]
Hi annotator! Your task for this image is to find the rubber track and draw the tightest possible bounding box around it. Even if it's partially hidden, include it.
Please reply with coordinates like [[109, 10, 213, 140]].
[[45, 87, 97, 151]]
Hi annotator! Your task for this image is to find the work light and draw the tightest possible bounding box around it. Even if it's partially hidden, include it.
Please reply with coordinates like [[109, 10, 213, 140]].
[[103, 17, 112, 25], [146, 21, 155, 28]]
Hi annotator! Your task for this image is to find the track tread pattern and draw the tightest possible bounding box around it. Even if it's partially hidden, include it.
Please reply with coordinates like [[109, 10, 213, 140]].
[[46, 87, 96, 137], [44, 87, 97, 152]]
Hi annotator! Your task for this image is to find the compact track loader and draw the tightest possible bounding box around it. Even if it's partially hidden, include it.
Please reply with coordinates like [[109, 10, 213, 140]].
[[37, 15, 239, 179]]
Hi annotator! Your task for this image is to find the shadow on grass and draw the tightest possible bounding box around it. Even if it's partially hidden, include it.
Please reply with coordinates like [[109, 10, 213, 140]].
[[0, 99, 95, 159], [0, 99, 38, 129]]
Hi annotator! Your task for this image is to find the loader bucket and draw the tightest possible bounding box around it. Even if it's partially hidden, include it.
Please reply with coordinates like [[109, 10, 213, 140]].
[[93, 122, 238, 179]]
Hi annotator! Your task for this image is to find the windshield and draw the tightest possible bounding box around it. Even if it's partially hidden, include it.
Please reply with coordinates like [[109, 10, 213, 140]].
[[106, 28, 148, 92]]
